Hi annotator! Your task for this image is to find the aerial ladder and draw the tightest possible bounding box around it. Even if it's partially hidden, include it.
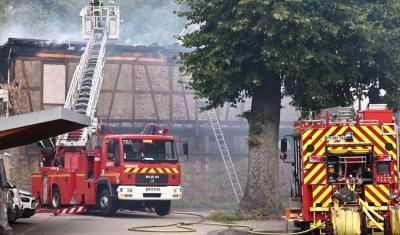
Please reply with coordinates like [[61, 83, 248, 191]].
[[57, 2, 122, 150]]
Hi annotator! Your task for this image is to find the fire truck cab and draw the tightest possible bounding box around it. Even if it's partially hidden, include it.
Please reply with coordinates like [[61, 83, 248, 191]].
[[32, 123, 188, 216]]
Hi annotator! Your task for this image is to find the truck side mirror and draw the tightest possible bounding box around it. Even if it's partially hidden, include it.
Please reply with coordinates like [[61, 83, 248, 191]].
[[281, 138, 288, 152], [106, 140, 115, 160], [107, 140, 115, 154], [183, 143, 188, 155]]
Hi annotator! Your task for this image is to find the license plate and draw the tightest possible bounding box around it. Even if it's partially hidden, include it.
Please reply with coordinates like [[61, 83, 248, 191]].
[[146, 187, 160, 192]]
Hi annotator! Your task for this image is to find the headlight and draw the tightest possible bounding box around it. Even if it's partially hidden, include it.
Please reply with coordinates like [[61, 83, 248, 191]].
[[127, 188, 132, 192]]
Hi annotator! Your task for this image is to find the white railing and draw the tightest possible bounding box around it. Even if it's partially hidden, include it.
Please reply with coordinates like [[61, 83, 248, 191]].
[[64, 39, 91, 110], [86, 31, 107, 119]]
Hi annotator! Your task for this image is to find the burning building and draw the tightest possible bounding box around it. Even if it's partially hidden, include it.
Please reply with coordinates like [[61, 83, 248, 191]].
[[0, 38, 298, 203]]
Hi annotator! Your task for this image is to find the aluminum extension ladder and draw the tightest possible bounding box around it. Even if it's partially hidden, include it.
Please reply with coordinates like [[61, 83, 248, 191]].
[[207, 109, 243, 203], [59, 31, 107, 148]]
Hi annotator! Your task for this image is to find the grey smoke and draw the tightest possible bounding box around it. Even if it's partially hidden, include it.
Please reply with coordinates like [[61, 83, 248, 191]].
[[0, 0, 187, 45]]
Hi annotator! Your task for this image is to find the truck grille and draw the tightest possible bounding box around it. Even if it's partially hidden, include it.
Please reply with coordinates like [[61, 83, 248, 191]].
[[136, 174, 168, 183]]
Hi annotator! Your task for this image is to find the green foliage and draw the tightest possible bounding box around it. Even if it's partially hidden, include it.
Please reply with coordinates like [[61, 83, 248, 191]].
[[254, 208, 268, 217], [236, 110, 251, 120], [207, 210, 243, 222], [246, 137, 260, 147], [250, 123, 262, 135], [174, 0, 400, 113], [270, 1, 400, 112]]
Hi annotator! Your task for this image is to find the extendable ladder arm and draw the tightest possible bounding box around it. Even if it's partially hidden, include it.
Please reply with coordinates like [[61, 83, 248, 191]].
[[58, 32, 107, 148], [54, 4, 121, 150]]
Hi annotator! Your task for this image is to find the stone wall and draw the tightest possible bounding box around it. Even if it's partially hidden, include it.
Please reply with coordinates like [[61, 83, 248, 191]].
[[181, 156, 292, 202], [0, 148, 38, 190], [2, 148, 293, 201]]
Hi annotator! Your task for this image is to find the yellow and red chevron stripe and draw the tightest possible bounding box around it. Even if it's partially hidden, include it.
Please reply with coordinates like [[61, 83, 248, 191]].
[[124, 167, 179, 173], [311, 185, 336, 211], [302, 125, 397, 184], [365, 184, 390, 207], [326, 144, 372, 155]]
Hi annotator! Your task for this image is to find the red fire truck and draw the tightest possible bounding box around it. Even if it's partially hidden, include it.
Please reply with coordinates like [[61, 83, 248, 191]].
[[280, 104, 400, 234], [32, 123, 188, 216], [31, 2, 188, 217]]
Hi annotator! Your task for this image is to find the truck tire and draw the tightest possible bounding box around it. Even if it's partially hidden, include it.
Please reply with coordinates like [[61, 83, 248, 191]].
[[99, 189, 118, 216], [52, 187, 61, 209], [325, 216, 330, 235], [154, 200, 171, 216], [384, 215, 390, 235]]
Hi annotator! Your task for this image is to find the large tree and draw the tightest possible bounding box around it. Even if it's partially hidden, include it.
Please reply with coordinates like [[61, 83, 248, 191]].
[[174, 0, 400, 214]]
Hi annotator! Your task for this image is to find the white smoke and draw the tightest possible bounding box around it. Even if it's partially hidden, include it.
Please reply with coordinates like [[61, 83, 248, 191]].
[[0, 0, 187, 46]]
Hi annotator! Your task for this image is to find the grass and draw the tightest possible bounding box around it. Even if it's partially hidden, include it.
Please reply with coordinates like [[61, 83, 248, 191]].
[[207, 210, 244, 223], [171, 197, 290, 222], [172, 198, 238, 209], [172, 197, 288, 209]]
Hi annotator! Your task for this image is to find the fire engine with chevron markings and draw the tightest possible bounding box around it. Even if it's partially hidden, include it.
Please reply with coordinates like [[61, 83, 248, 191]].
[[30, 1, 189, 217], [32, 123, 188, 217], [280, 103, 400, 235]]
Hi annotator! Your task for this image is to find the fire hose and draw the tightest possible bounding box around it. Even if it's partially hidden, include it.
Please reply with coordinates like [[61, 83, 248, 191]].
[[127, 211, 325, 234], [359, 198, 383, 231]]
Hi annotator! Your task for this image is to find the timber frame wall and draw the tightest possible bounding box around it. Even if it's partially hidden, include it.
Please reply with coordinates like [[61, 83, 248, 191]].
[[0, 38, 253, 158]]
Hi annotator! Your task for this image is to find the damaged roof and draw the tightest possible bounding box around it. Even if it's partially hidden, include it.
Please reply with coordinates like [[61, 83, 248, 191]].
[[0, 37, 192, 58], [0, 107, 91, 150]]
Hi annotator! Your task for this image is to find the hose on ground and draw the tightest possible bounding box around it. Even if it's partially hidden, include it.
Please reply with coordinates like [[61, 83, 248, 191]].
[[127, 211, 325, 234]]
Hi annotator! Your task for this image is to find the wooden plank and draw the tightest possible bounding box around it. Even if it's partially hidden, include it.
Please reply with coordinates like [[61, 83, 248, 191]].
[[132, 64, 136, 120], [168, 67, 173, 121], [144, 65, 159, 120], [20, 59, 33, 112], [108, 64, 122, 119]]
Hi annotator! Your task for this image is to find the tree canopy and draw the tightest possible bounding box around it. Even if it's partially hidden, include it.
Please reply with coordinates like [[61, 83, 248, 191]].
[[174, 0, 400, 214]]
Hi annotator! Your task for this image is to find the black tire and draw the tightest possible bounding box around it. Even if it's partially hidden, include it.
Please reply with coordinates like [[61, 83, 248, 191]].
[[363, 215, 369, 235], [98, 189, 118, 217], [300, 222, 310, 231], [325, 216, 330, 235], [154, 200, 171, 216], [9, 218, 17, 223], [52, 187, 61, 209], [384, 215, 390, 235]]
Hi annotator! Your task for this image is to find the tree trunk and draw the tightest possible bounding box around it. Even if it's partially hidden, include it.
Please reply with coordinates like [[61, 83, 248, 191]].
[[237, 79, 282, 215]]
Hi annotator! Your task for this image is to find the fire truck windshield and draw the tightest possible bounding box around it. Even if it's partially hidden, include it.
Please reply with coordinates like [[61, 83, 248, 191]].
[[121, 139, 178, 162]]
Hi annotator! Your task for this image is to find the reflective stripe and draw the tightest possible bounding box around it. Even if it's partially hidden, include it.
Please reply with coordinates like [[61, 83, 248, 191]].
[[49, 138, 55, 149]]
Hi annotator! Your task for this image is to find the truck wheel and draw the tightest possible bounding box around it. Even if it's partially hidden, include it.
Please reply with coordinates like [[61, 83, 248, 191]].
[[52, 187, 61, 209], [384, 215, 390, 235], [99, 189, 117, 216], [154, 200, 171, 216], [325, 216, 330, 235]]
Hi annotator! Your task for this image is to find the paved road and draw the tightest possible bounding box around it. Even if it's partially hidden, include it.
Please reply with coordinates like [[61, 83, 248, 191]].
[[10, 209, 297, 235]]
